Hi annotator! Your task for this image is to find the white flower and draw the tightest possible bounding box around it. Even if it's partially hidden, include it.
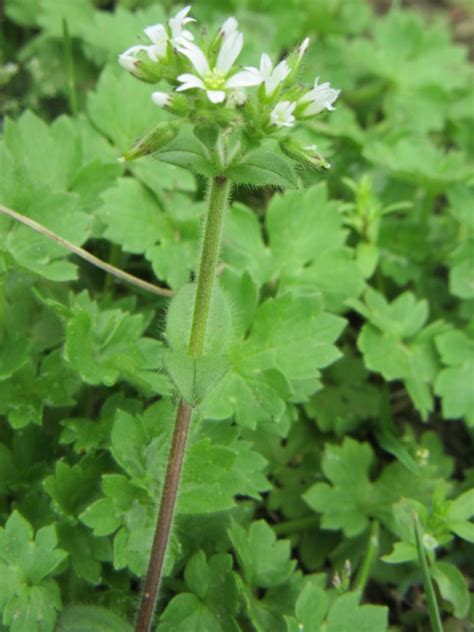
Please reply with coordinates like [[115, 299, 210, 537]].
[[169, 5, 195, 41], [143, 5, 195, 61], [299, 76, 340, 115], [175, 23, 261, 103], [271, 101, 296, 128], [244, 53, 290, 97], [118, 45, 150, 77], [144, 25, 169, 60], [151, 91, 171, 107]]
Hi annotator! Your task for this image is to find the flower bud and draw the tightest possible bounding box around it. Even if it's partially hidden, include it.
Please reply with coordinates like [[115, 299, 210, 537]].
[[279, 138, 330, 170], [120, 122, 179, 162], [118, 45, 164, 84], [151, 91, 189, 115], [286, 37, 310, 80]]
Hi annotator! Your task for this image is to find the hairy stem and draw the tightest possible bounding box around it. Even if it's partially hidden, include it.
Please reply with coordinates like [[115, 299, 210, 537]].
[[189, 175, 231, 356], [135, 175, 231, 631], [134, 400, 193, 631]]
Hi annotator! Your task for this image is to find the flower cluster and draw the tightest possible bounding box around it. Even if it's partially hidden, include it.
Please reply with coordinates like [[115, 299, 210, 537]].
[[118, 5, 340, 135]]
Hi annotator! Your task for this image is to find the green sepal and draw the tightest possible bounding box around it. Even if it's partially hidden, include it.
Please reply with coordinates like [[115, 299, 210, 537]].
[[194, 123, 220, 152], [279, 137, 330, 171], [121, 122, 179, 162]]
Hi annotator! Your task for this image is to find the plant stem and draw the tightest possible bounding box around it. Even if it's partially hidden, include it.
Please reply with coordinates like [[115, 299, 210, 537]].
[[189, 175, 231, 356], [413, 513, 444, 632], [135, 176, 231, 631], [354, 520, 379, 593], [135, 399, 193, 632], [0, 204, 173, 297], [62, 19, 78, 116], [273, 515, 319, 536]]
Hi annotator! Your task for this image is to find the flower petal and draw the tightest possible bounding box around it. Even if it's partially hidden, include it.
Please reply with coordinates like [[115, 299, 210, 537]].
[[225, 70, 264, 88], [273, 59, 290, 83], [216, 31, 243, 74], [176, 73, 205, 91], [145, 24, 167, 46], [260, 53, 273, 77], [220, 16, 238, 38], [176, 40, 209, 76], [206, 90, 226, 103]]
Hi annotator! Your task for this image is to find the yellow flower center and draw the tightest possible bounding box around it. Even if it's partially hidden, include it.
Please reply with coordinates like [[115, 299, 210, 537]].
[[204, 69, 225, 90]]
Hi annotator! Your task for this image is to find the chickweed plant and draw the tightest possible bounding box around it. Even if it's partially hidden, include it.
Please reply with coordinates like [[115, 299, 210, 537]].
[[119, 6, 340, 629]]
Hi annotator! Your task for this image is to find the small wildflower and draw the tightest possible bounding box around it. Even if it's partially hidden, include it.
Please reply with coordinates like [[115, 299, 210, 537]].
[[299, 76, 340, 116], [119, 6, 195, 77], [245, 53, 290, 96], [175, 20, 261, 103], [271, 101, 296, 128]]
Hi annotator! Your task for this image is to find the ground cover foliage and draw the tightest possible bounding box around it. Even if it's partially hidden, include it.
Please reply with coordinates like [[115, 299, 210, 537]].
[[0, 0, 473, 630]]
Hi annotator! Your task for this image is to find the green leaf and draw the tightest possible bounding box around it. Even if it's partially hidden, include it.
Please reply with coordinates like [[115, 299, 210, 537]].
[[304, 438, 374, 537], [97, 178, 164, 253], [294, 584, 329, 631], [5, 0, 41, 26], [64, 291, 171, 393], [325, 591, 388, 632], [56, 605, 132, 632], [0, 511, 67, 632], [229, 519, 295, 588], [88, 64, 184, 166], [435, 329, 474, 426], [157, 594, 231, 632], [222, 203, 273, 287], [80, 5, 166, 63], [445, 489, 474, 542], [203, 292, 344, 429], [266, 184, 363, 310], [431, 561, 470, 619], [353, 288, 443, 419], [158, 552, 239, 631], [156, 127, 217, 178], [38, 0, 94, 37], [227, 145, 298, 189], [43, 458, 102, 517]]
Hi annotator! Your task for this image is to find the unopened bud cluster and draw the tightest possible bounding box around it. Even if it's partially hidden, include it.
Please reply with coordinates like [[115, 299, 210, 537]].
[[118, 5, 340, 165]]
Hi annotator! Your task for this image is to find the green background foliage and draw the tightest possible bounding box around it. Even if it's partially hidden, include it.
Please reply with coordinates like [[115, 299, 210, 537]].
[[0, 0, 473, 630]]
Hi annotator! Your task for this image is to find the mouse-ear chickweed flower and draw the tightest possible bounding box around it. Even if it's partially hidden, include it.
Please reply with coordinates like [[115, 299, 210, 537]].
[[298, 76, 341, 116], [118, 5, 340, 163], [244, 53, 290, 97], [271, 101, 296, 128], [119, 6, 195, 79], [175, 23, 262, 103]]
